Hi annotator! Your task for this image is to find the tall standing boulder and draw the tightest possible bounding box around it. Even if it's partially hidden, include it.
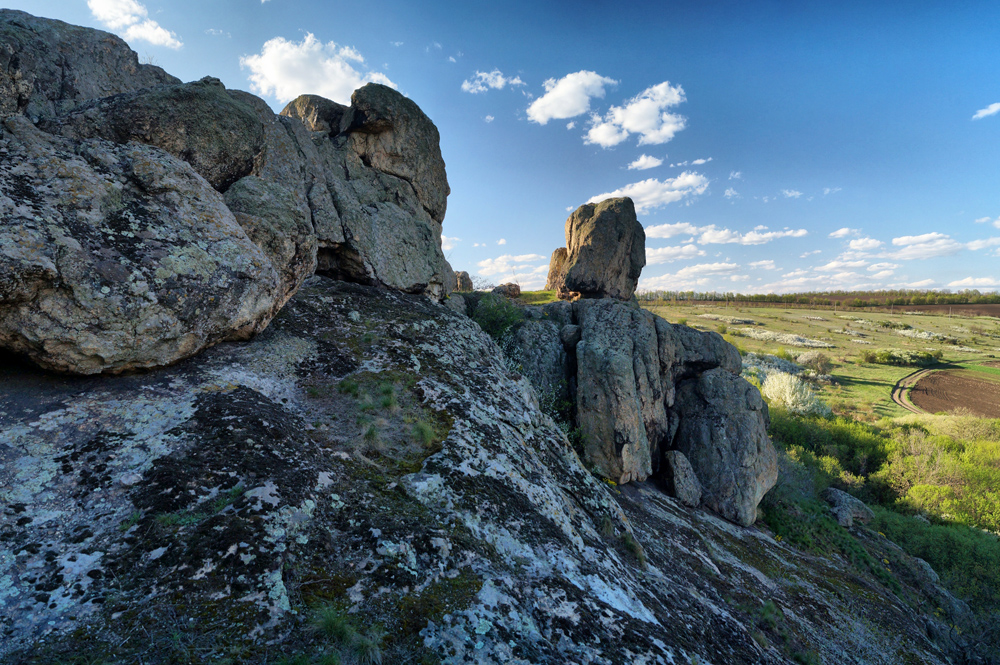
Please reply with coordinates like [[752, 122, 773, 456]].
[[562, 197, 645, 300], [672, 368, 777, 526], [455, 271, 474, 292], [0, 9, 179, 120], [545, 247, 568, 292]]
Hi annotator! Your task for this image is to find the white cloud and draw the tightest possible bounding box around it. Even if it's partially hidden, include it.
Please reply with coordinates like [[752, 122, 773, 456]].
[[724, 187, 740, 199], [967, 237, 1000, 251], [448, 56, 457, 63], [782, 189, 803, 198], [870, 270, 895, 279], [566, 121, 576, 130], [88, 0, 182, 48], [645, 222, 700, 239], [476, 254, 549, 288], [867, 262, 898, 271], [588, 171, 708, 213], [484, 115, 494, 123], [975, 216, 1000, 229], [461, 69, 525, 94], [441, 235, 460, 251], [729, 171, 742, 180], [973, 103, 1000, 120], [828, 227, 857, 238], [628, 154, 663, 170], [888, 232, 964, 260], [675, 262, 741, 277], [816, 260, 869, 271], [800, 250, 822, 258], [497, 238, 507, 245], [390, 41, 404, 47], [948, 277, 1000, 288], [749, 260, 777, 270], [205, 28, 230, 38], [585, 81, 687, 147], [526, 71, 617, 125], [691, 157, 712, 165], [902, 279, 936, 288], [646, 244, 705, 264], [848, 237, 883, 251], [241, 33, 394, 104], [823, 187, 842, 196]]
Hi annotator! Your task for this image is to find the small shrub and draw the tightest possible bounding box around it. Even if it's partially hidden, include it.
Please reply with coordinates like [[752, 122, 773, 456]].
[[859, 349, 941, 367], [717, 323, 728, 334], [797, 351, 832, 374], [412, 420, 435, 447], [677, 318, 688, 326], [471, 293, 524, 341], [761, 372, 831, 417], [622, 530, 647, 568], [338, 378, 360, 397]]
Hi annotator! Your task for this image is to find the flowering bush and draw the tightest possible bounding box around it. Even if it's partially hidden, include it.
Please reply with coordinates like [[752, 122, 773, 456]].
[[761, 371, 832, 417]]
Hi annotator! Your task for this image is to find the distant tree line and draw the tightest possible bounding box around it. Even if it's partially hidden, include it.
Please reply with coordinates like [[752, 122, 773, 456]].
[[636, 288, 1000, 308]]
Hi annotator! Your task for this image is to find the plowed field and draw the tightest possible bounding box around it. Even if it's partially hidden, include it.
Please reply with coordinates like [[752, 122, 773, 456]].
[[910, 368, 1000, 417]]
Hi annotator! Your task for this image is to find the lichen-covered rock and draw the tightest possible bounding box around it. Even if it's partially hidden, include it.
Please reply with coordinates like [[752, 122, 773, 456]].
[[663, 450, 702, 507], [0, 277, 955, 665], [563, 197, 645, 300], [46, 77, 266, 192], [343, 83, 450, 223], [223, 175, 317, 305], [545, 246, 568, 291], [0, 9, 178, 120], [454, 270, 473, 292], [672, 368, 778, 526], [0, 115, 280, 374], [280, 93, 349, 135], [822, 487, 875, 528], [491, 282, 521, 298], [514, 319, 568, 408]]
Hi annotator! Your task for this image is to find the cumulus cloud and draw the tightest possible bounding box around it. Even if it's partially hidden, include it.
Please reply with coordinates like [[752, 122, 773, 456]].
[[588, 171, 708, 213], [823, 187, 842, 196], [645, 222, 700, 239], [88, 0, 182, 48], [782, 189, 803, 198], [441, 235, 460, 251], [628, 154, 663, 171], [750, 260, 778, 270], [828, 227, 857, 238], [975, 216, 1000, 228], [585, 81, 687, 147], [484, 115, 494, 123], [729, 171, 742, 180], [691, 157, 712, 165], [867, 262, 898, 271], [888, 232, 964, 260], [241, 33, 394, 104], [724, 187, 740, 199], [948, 277, 1000, 287], [497, 238, 507, 245], [461, 69, 525, 93], [476, 254, 549, 289], [800, 250, 822, 258], [566, 121, 576, 130], [967, 237, 1000, 251], [973, 103, 1000, 120], [644, 221, 806, 245], [646, 244, 705, 265], [815, 260, 869, 271], [640, 262, 743, 290], [526, 71, 617, 125], [848, 237, 883, 251]]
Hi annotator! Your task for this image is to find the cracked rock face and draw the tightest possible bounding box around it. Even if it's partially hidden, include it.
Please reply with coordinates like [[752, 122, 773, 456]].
[[562, 197, 646, 300], [0, 116, 281, 374]]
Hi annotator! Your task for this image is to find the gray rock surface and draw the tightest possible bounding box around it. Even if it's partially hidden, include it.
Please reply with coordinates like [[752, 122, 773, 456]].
[[563, 197, 646, 300], [455, 270, 474, 292], [344, 83, 450, 223], [663, 450, 703, 507], [492, 283, 521, 298], [0, 116, 280, 374], [514, 319, 568, 409], [0, 9, 178, 120], [822, 487, 875, 528], [673, 368, 777, 526], [280, 93, 349, 135], [47, 77, 266, 192], [545, 247, 568, 292]]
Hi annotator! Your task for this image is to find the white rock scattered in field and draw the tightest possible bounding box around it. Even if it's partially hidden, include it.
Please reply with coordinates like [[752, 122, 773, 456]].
[[834, 329, 867, 337], [850, 339, 873, 345], [897, 328, 951, 341], [733, 328, 835, 348], [803, 316, 826, 321], [699, 314, 757, 325]]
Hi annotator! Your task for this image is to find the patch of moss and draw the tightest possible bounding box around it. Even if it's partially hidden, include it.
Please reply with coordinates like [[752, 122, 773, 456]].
[[394, 570, 483, 638]]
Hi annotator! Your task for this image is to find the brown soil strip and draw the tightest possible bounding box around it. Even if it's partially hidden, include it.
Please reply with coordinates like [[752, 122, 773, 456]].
[[891, 369, 933, 415], [910, 370, 1000, 418]]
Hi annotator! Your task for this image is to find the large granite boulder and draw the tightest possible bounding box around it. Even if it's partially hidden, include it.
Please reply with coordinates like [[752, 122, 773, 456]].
[[563, 197, 645, 300], [673, 368, 778, 526], [342, 83, 450, 223], [0, 9, 178, 120], [280, 93, 348, 135], [663, 450, 703, 508], [0, 116, 280, 374], [455, 270, 474, 292], [46, 77, 266, 192], [545, 247, 568, 291], [822, 487, 875, 528]]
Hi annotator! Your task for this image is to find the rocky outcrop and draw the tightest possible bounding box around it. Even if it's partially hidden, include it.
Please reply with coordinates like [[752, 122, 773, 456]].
[[673, 368, 777, 526], [492, 282, 521, 298], [454, 270, 473, 292], [513, 296, 775, 525], [0, 12, 455, 374], [0, 9, 179, 120], [562, 197, 646, 300], [0, 276, 956, 665], [545, 247, 568, 291], [663, 450, 703, 507], [0, 116, 280, 374], [823, 487, 875, 528], [46, 77, 266, 192]]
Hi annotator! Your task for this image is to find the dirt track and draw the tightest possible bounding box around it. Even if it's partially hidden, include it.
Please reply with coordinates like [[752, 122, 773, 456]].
[[891, 369, 933, 414], [909, 370, 1000, 417]]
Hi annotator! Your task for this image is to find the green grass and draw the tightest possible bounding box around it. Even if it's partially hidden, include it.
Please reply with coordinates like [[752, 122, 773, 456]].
[[956, 361, 1000, 378], [518, 290, 559, 305]]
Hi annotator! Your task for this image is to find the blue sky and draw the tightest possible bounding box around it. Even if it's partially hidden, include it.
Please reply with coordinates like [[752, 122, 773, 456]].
[[13, 0, 1000, 292]]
